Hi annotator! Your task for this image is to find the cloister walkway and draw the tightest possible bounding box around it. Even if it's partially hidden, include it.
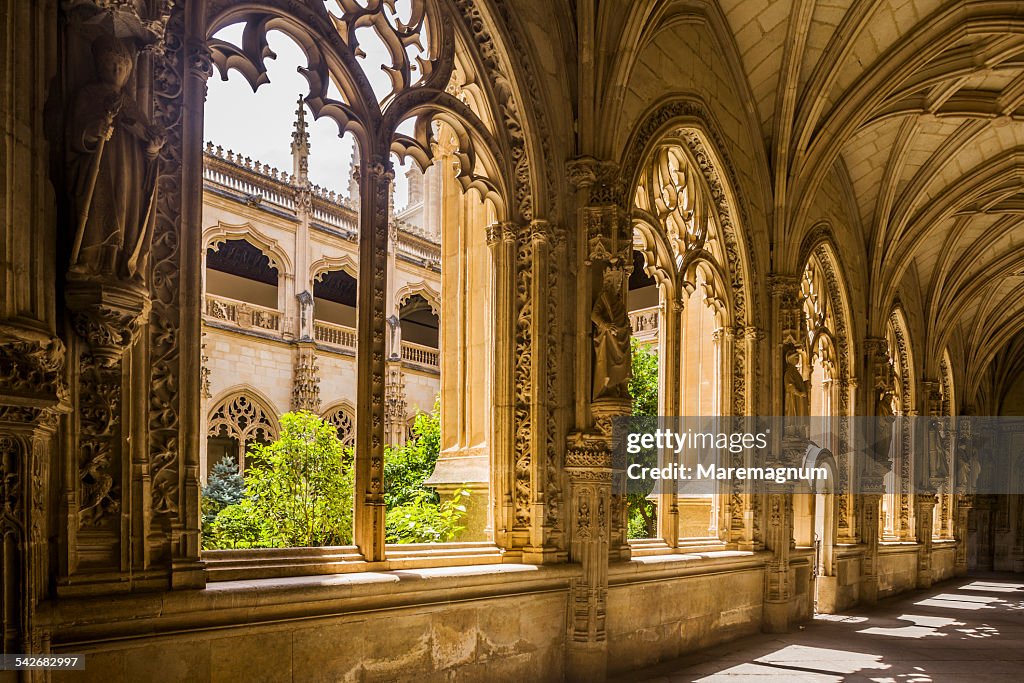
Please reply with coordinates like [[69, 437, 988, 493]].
[[622, 574, 1024, 682]]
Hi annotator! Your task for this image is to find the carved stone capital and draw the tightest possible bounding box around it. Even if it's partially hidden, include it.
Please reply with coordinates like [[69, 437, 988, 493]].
[[567, 156, 623, 206], [743, 325, 764, 341], [485, 222, 502, 246], [0, 325, 68, 410], [769, 274, 803, 344], [366, 161, 396, 184], [186, 38, 214, 81], [65, 275, 150, 367]]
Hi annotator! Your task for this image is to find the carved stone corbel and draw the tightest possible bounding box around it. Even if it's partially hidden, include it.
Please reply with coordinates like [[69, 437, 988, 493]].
[[65, 277, 150, 367], [291, 344, 321, 413]]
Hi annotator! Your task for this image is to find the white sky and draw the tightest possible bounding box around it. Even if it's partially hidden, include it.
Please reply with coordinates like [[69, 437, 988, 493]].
[[204, 24, 413, 208]]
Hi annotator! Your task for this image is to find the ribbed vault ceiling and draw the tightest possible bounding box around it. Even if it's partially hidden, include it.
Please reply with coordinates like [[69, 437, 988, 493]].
[[718, 0, 1024, 405]]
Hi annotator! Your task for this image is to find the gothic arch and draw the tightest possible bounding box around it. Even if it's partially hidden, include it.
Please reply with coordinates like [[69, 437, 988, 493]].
[[207, 388, 280, 444], [321, 400, 356, 448], [621, 97, 761, 333], [394, 282, 441, 316], [623, 98, 761, 425], [883, 305, 916, 540], [797, 227, 858, 542], [205, 220, 293, 277], [311, 254, 358, 282], [199, 0, 559, 225]]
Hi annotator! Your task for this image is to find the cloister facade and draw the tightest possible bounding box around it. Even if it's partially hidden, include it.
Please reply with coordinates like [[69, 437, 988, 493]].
[[3, 0, 1024, 681]]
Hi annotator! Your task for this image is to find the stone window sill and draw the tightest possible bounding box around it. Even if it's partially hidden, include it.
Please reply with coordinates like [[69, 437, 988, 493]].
[[203, 542, 505, 582], [43, 562, 579, 648], [628, 538, 731, 557]]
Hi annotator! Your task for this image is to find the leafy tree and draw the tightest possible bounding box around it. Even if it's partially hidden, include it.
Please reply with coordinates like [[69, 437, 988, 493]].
[[629, 337, 659, 417], [211, 411, 354, 548], [202, 405, 466, 549], [384, 403, 467, 543], [627, 338, 659, 538], [201, 456, 245, 549], [385, 408, 442, 508]]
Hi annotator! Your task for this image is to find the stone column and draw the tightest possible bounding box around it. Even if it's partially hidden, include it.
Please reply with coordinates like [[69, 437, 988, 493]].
[[915, 494, 937, 588], [53, 0, 207, 593], [565, 432, 613, 683], [859, 492, 883, 604], [915, 380, 945, 586], [656, 296, 681, 549], [487, 222, 517, 548], [837, 377, 859, 545], [860, 336, 894, 603], [763, 275, 805, 632], [953, 419, 975, 576], [353, 158, 393, 561], [562, 157, 633, 679]]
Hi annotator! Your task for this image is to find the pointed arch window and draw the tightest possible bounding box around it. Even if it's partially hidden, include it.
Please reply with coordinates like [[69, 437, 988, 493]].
[[206, 393, 279, 478], [323, 404, 356, 448], [194, 0, 513, 565], [629, 133, 746, 547]]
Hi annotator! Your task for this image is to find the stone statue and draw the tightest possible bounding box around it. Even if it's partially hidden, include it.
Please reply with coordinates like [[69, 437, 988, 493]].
[[874, 379, 897, 466], [592, 268, 631, 400], [927, 417, 950, 483], [67, 34, 164, 281], [782, 344, 808, 418]]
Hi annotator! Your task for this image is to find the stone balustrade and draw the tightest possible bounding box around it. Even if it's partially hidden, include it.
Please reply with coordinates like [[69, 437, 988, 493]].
[[314, 320, 358, 350], [629, 305, 659, 342], [205, 293, 281, 333], [401, 340, 440, 368]]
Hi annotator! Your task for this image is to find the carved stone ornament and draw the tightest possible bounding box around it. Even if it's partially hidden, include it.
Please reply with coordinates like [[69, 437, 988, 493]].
[[65, 274, 150, 367], [567, 157, 624, 206], [0, 326, 68, 407], [291, 346, 321, 413]]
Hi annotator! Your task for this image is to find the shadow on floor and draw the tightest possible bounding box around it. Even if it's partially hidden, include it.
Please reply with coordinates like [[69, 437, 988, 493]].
[[614, 573, 1024, 682]]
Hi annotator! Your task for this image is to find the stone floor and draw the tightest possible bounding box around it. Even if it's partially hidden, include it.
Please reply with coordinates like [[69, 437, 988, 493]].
[[619, 574, 1024, 682]]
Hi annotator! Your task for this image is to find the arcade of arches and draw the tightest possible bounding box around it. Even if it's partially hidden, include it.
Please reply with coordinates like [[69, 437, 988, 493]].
[[3, 0, 1024, 681]]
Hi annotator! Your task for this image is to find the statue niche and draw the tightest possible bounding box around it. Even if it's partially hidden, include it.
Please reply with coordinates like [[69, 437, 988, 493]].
[[874, 376, 897, 469], [782, 344, 808, 419], [782, 343, 809, 443], [67, 33, 164, 282], [592, 267, 631, 401]]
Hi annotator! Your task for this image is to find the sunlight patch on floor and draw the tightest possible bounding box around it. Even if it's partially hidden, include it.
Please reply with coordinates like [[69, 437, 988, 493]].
[[858, 614, 961, 638]]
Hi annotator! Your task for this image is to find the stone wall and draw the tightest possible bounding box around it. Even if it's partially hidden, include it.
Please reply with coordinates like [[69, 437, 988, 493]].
[[47, 565, 571, 683], [877, 547, 920, 598], [605, 555, 765, 675]]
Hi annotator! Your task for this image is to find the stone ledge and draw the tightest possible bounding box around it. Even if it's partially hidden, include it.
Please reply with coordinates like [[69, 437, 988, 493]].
[[878, 542, 923, 554], [609, 550, 770, 586], [40, 563, 580, 649]]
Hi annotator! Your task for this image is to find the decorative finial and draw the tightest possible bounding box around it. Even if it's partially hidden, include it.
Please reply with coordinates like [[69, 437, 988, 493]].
[[291, 94, 310, 183]]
